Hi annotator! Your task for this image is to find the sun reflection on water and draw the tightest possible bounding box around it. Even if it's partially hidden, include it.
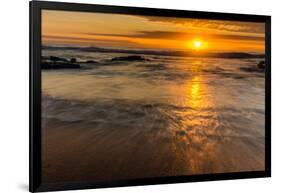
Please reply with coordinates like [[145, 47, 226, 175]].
[[186, 76, 204, 110], [180, 73, 220, 173], [190, 76, 201, 107]]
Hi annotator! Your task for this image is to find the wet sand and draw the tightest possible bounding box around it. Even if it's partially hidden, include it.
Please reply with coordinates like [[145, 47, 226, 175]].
[[42, 98, 265, 183]]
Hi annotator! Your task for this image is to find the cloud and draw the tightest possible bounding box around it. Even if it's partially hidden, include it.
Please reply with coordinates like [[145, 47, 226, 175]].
[[42, 35, 135, 44], [139, 16, 265, 34], [85, 30, 264, 42]]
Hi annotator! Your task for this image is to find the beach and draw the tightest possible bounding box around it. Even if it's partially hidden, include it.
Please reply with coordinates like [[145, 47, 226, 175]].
[[41, 47, 265, 183]]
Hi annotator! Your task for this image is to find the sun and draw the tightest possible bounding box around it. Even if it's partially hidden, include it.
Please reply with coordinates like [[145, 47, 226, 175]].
[[187, 39, 207, 50], [193, 40, 203, 49]]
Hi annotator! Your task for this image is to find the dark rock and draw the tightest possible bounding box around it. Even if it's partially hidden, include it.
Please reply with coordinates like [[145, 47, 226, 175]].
[[49, 56, 68, 63], [240, 66, 264, 73], [84, 60, 98, 63], [70, 58, 77, 63], [240, 60, 266, 73], [111, 55, 146, 62], [41, 56, 81, 69], [257, 60, 265, 69], [41, 61, 80, 69], [41, 56, 49, 60]]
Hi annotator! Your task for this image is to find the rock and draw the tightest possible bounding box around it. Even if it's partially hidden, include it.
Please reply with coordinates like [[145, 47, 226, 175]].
[[70, 58, 77, 63], [240, 66, 264, 73], [240, 61, 266, 73], [42, 56, 81, 69], [84, 60, 98, 63], [49, 56, 68, 63], [111, 55, 146, 62], [41, 61, 80, 69], [257, 61, 265, 69]]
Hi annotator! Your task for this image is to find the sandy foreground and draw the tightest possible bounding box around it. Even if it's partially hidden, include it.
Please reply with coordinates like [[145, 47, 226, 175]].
[[42, 116, 264, 183]]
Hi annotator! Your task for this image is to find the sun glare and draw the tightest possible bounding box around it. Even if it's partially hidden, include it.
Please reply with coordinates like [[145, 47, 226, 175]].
[[194, 40, 202, 49], [188, 39, 207, 50]]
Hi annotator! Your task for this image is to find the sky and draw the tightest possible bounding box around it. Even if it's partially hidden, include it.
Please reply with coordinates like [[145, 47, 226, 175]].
[[42, 10, 265, 53]]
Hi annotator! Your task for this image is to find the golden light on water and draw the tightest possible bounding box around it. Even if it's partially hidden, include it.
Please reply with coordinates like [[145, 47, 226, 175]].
[[183, 60, 212, 110], [181, 75, 204, 110], [190, 76, 202, 108], [191, 79, 200, 96]]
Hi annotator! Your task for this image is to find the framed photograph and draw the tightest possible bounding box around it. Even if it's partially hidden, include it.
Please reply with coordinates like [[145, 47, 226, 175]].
[[30, 1, 271, 192]]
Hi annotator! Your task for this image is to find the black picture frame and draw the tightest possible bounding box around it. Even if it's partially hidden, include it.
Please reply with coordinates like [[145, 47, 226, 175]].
[[30, 1, 271, 192]]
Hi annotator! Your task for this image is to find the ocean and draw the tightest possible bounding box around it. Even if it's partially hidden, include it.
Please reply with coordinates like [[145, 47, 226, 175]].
[[41, 47, 265, 183]]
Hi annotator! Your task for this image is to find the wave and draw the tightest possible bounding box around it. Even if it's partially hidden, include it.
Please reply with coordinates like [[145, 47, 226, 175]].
[[42, 95, 264, 138]]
